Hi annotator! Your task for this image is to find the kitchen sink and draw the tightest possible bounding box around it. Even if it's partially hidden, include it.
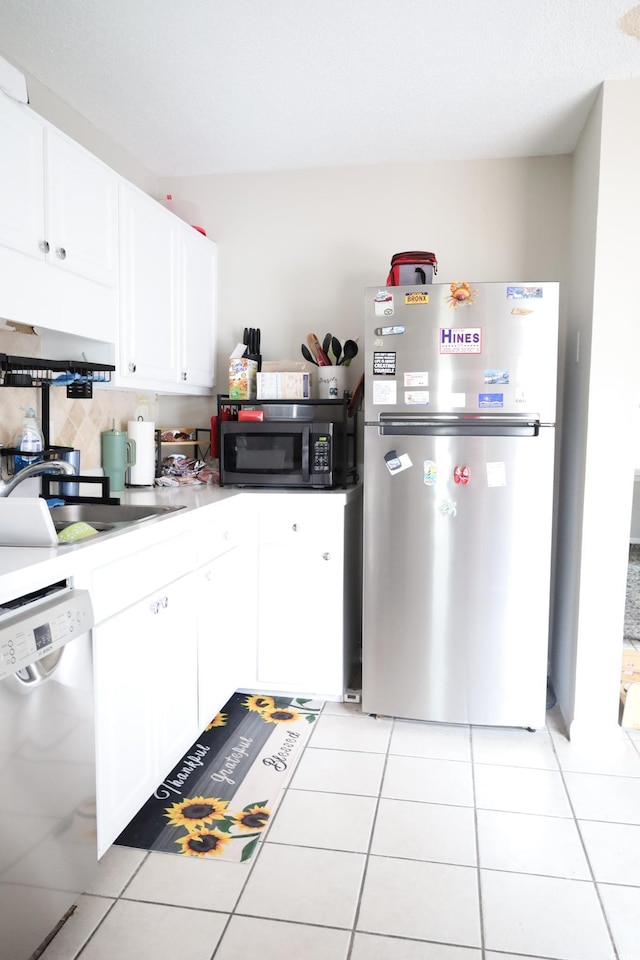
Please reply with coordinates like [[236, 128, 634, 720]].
[[49, 503, 186, 537], [52, 520, 116, 534]]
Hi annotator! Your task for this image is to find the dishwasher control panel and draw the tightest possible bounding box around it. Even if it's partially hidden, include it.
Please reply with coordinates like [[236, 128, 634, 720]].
[[0, 584, 94, 681]]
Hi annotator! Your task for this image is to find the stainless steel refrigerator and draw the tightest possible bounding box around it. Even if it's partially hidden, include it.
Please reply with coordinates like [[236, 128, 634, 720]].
[[362, 281, 559, 728]]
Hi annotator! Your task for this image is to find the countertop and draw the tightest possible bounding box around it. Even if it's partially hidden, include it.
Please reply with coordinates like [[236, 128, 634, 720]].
[[0, 482, 360, 603]]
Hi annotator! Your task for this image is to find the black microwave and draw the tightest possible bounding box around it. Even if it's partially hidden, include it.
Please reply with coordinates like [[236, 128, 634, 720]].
[[219, 420, 344, 488]]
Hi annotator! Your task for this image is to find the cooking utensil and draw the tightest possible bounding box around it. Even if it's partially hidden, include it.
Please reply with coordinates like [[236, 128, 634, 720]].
[[241, 328, 262, 369], [308, 333, 330, 365], [301, 343, 318, 365], [340, 339, 358, 366], [331, 336, 342, 365], [322, 333, 332, 358]]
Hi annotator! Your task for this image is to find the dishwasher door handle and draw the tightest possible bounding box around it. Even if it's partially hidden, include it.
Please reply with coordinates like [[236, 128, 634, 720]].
[[14, 647, 65, 687]]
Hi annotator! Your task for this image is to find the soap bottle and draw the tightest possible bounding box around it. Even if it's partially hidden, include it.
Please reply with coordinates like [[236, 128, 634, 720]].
[[14, 407, 44, 473]]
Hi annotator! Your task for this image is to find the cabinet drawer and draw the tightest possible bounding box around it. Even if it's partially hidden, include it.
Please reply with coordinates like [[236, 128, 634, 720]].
[[91, 532, 194, 622], [196, 499, 257, 565], [259, 506, 336, 545], [196, 516, 240, 566]]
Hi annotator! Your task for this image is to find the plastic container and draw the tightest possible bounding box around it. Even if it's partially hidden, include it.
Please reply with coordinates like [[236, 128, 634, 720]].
[[14, 407, 44, 473], [159, 194, 206, 235]]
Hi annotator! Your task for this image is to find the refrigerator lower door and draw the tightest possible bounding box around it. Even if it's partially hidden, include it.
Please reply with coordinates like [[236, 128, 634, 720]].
[[362, 425, 555, 727]]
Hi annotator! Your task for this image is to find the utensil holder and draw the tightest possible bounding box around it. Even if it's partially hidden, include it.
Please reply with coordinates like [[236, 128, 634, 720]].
[[317, 366, 348, 399]]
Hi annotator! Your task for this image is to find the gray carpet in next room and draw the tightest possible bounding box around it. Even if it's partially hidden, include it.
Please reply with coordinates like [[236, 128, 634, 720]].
[[624, 544, 640, 641]]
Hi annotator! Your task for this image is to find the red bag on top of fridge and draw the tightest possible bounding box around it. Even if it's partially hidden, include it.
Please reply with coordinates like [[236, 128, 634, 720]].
[[386, 251, 438, 286]]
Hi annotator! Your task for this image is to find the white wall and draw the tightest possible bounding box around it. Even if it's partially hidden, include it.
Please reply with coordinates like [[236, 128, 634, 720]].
[[549, 90, 602, 731], [551, 79, 640, 740], [160, 157, 571, 397], [18, 68, 158, 195]]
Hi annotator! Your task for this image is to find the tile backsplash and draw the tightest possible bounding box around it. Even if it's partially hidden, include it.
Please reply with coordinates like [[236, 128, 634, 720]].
[[0, 384, 143, 472]]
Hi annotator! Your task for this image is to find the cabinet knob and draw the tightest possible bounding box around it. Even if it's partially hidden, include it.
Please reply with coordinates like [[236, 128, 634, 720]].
[[128, 362, 137, 373], [182, 371, 188, 381], [39, 240, 50, 254], [323, 552, 331, 561], [161, 595, 169, 609], [55, 246, 67, 260], [292, 523, 298, 532], [150, 600, 160, 614]]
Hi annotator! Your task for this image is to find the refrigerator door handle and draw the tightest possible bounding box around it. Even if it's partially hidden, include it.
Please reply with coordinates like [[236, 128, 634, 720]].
[[374, 418, 541, 438]]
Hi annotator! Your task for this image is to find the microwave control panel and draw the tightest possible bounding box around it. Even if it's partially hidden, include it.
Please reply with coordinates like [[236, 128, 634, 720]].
[[311, 433, 332, 473]]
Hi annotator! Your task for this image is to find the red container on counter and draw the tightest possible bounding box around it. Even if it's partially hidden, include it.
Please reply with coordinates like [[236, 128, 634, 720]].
[[238, 409, 264, 422]]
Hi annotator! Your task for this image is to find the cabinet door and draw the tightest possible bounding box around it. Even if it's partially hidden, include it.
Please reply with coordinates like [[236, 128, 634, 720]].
[[197, 502, 258, 725], [118, 184, 180, 387], [0, 93, 117, 339], [179, 226, 216, 390], [93, 571, 199, 855], [154, 573, 200, 779], [198, 548, 242, 730], [257, 504, 345, 695], [0, 92, 44, 259], [45, 128, 118, 287], [94, 597, 158, 856]]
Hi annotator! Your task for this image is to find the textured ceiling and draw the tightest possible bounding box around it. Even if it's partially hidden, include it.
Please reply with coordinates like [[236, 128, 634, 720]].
[[1, 0, 640, 177]]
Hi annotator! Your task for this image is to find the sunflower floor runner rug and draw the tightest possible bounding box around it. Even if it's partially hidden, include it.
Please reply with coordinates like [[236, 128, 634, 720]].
[[115, 693, 322, 863]]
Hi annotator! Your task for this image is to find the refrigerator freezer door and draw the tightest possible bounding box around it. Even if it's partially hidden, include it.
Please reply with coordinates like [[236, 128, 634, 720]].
[[362, 425, 555, 727], [365, 282, 559, 424]]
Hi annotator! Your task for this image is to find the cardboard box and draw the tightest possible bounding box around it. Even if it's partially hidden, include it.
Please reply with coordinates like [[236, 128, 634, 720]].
[[229, 358, 257, 399], [621, 681, 640, 729], [621, 649, 640, 684], [620, 650, 640, 729], [257, 371, 311, 400], [261, 359, 313, 374]]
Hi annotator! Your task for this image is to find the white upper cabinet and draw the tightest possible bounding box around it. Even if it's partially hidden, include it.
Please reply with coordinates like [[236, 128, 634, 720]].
[[117, 182, 216, 394], [0, 91, 216, 390], [180, 225, 217, 390], [118, 183, 180, 387], [45, 127, 118, 287], [0, 91, 118, 340], [0, 94, 44, 259]]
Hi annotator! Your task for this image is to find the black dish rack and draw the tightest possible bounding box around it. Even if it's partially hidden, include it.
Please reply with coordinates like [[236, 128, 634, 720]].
[[1, 353, 119, 502]]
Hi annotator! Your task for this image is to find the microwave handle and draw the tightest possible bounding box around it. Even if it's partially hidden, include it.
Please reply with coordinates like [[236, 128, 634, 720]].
[[302, 424, 311, 482]]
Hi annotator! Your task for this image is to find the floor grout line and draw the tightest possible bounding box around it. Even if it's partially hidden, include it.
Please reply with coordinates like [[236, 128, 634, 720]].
[[53, 704, 640, 959]]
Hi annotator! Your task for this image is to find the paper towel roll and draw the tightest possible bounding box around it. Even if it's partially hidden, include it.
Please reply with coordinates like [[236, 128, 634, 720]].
[[127, 420, 156, 486]]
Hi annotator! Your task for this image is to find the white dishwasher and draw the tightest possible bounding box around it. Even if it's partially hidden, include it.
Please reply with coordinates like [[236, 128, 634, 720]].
[[0, 580, 96, 960]]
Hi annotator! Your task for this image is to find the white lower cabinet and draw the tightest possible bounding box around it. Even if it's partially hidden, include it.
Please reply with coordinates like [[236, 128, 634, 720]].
[[93, 570, 199, 856], [250, 491, 362, 699], [89, 489, 359, 855], [196, 501, 257, 729], [197, 553, 242, 729]]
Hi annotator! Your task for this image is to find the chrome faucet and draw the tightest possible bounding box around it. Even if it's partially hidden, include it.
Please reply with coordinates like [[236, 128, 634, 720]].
[[0, 459, 76, 497]]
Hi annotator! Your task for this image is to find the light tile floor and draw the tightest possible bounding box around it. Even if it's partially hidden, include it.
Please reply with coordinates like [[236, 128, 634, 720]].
[[41, 700, 640, 960]]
